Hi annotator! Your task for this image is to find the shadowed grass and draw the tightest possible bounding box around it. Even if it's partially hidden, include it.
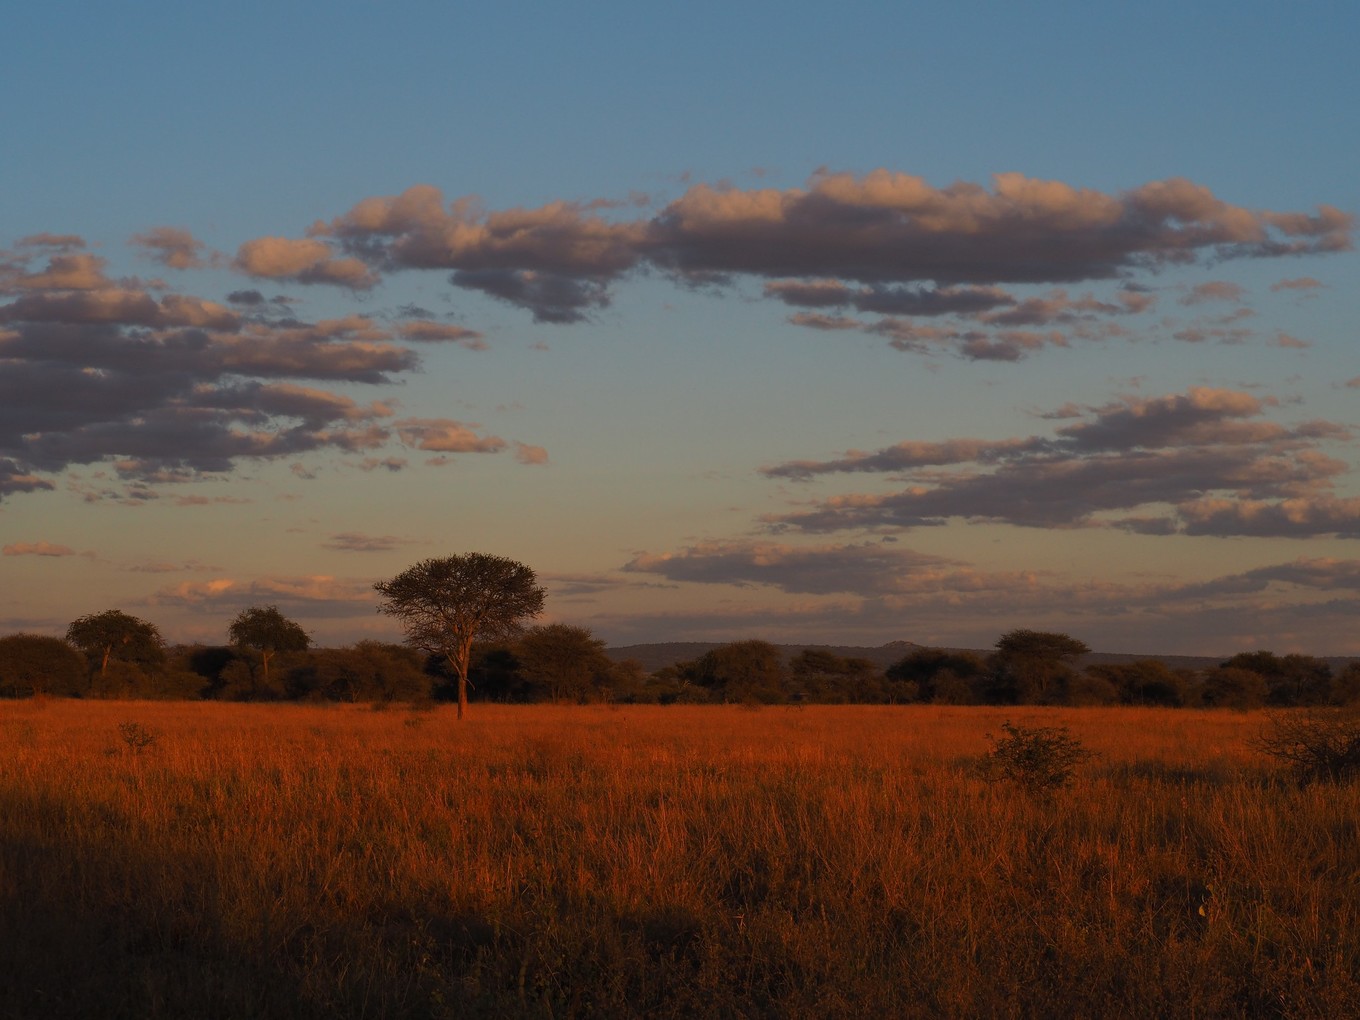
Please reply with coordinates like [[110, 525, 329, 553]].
[[2, 702, 1357, 1018]]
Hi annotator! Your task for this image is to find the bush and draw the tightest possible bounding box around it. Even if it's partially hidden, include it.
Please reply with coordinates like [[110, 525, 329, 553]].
[[1253, 710, 1360, 784], [985, 721, 1094, 790]]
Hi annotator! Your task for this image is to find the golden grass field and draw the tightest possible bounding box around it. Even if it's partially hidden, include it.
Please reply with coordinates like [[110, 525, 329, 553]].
[[2, 700, 1357, 1018]]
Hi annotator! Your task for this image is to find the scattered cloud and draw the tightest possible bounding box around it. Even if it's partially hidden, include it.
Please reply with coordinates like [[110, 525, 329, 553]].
[[514, 442, 549, 465], [131, 227, 211, 270], [143, 574, 377, 617], [0, 238, 544, 500], [397, 320, 487, 349], [1181, 281, 1246, 305], [1271, 277, 1325, 292], [234, 237, 378, 289], [300, 171, 1349, 337], [394, 418, 507, 454], [2, 540, 79, 557], [763, 387, 1358, 538], [321, 532, 416, 553]]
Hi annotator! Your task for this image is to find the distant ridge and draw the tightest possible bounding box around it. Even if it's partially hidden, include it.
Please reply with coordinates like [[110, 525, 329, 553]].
[[606, 641, 1359, 675]]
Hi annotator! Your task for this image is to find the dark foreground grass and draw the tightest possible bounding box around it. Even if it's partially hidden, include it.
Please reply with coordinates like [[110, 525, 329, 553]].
[[2, 701, 1358, 1018]]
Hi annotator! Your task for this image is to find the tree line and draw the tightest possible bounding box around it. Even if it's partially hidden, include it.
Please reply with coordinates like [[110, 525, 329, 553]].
[[2, 615, 1357, 710], [2, 553, 1356, 709]]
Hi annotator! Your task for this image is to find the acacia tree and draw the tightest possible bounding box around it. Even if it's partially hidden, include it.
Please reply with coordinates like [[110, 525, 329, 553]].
[[227, 605, 311, 688], [373, 554, 546, 718], [65, 609, 166, 686]]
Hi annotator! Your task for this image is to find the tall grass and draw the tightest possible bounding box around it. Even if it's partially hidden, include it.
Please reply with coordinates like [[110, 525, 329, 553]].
[[2, 701, 1357, 1018]]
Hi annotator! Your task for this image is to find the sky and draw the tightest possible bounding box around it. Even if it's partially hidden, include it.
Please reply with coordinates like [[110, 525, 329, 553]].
[[3, 1, 1359, 656]]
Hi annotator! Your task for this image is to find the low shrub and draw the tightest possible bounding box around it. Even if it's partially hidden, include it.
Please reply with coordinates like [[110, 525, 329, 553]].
[[985, 720, 1093, 790]]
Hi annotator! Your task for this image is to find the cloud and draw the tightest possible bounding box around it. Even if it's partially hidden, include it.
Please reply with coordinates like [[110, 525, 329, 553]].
[[451, 269, 612, 324], [131, 227, 210, 270], [397, 320, 487, 348], [1273, 331, 1310, 349], [143, 574, 377, 617], [0, 251, 116, 292], [0, 263, 435, 496], [321, 532, 415, 553], [764, 386, 1358, 537], [624, 540, 970, 595], [1181, 281, 1246, 305], [235, 237, 378, 289], [394, 417, 507, 454], [305, 172, 1350, 334], [2, 540, 78, 557], [514, 442, 549, 465], [764, 279, 1017, 316], [1271, 277, 1325, 292]]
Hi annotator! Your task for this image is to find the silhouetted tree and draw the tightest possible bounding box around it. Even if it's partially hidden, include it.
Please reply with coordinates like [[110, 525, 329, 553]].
[[681, 640, 787, 703], [1220, 651, 1332, 707], [789, 649, 886, 703], [286, 641, 430, 703], [374, 554, 546, 718], [1086, 660, 1188, 707], [1331, 663, 1360, 706], [66, 610, 166, 694], [1201, 666, 1269, 710], [0, 634, 85, 697], [886, 648, 987, 703], [228, 605, 311, 692], [517, 624, 617, 703], [986, 630, 1090, 704]]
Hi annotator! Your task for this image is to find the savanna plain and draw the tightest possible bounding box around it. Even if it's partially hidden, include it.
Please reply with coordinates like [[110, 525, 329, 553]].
[[2, 701, 1357, 1019]]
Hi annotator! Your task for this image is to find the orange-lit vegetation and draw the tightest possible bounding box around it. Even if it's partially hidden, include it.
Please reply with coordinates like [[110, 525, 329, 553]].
[[3, 701, 1359, 1018]]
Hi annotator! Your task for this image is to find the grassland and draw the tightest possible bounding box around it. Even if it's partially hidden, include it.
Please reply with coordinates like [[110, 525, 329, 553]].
[[2, 701, 1357, 1018]]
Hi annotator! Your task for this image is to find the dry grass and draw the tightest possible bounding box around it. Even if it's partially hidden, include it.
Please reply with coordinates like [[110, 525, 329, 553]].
[[2, 701, 1358, 1018]]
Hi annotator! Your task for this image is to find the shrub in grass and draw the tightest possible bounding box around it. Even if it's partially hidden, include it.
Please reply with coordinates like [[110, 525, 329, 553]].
[[1254, 710, 1360, 784], [985, 720, 1093, 790]]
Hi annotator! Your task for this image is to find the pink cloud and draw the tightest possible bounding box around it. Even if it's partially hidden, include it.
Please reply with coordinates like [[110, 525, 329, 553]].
[[2, 541, 78, 557], [234, 237, 378, 289]]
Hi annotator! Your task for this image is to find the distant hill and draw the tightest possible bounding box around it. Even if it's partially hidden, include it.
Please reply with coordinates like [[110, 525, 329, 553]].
[[606, 641, 1359, 675]]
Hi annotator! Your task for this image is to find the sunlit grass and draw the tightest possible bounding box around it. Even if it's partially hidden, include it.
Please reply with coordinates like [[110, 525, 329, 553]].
[[3, 701, 1357, 1018]]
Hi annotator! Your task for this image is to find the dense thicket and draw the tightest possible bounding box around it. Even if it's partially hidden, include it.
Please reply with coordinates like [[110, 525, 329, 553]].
[[2, 614, 1358, 708]]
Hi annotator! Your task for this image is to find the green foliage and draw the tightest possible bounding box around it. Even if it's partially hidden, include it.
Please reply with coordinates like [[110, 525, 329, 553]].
[[0, 634, 86, 697], [985, 721, 1094, 790], [1254, 710, 1360, 784]]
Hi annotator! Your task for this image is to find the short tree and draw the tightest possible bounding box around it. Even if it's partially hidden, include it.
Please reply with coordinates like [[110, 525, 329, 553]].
[[681, 640, 787, 704], [373, 554, 546, 718], [1254, 710, 1360, 784], [986, 721, 1094, 791], [986, 629, 1090, 704], [66, 610, 166, 688], [516, 624, 616, 703], [0, 634, 86, 698], [227, 605, 311, 688]]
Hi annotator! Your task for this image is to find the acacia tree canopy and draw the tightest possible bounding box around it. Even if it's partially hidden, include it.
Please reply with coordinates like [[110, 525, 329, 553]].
[[65, 609, 166, 679], [373, 553, 546, 718], [227, 605, 311, 686]]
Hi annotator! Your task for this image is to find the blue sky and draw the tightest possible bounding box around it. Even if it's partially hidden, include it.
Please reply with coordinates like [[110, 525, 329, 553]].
[[3, 2, 1358, 654]]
